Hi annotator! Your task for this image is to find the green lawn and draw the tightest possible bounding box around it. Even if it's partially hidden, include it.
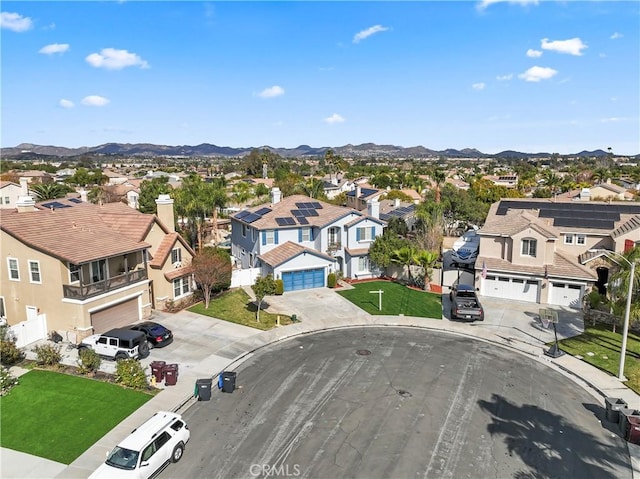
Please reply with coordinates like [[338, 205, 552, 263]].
[[189, 288, 293, 330], [554, 323, 640, 394], [0, 370, 152, 464], [338, 281, 442, 318]]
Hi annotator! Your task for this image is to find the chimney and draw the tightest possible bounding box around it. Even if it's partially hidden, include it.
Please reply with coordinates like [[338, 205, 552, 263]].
[[19, 177, 29, 195], [271, 187, 281, 204], [367, 199, 380, 220], [155, 194, 175, 232], [355, 185, 361, 199], [16, 195, 36, 213], [394, 198, 401, 207], [79, 189, 88, 202]]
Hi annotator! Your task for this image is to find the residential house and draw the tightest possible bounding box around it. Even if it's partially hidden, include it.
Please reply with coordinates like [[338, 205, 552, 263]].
[[484, 174, 518, 189], [103, 169, 130, 186], [0, 181, 23, 209], [346, 185, 384, 211], [230, 188, 386, 291], [14, 170, 54, 185], [475, 198, 640, 309], [379, 199, 418, 231], [0, 194, 194, 346]]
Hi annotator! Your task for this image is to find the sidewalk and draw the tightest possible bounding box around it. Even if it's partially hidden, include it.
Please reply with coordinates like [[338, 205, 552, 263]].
[[2, 287, 638, 479]]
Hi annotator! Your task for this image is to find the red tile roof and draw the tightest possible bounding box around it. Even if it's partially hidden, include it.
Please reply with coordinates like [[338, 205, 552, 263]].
[[258, 241, 334, 268]]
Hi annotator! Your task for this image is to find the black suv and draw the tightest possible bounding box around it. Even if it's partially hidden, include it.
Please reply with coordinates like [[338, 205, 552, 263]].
[[79, 328, 150, 360]]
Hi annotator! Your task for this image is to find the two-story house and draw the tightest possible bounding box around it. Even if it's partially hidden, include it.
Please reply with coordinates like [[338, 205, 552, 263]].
[[230, 188, 386, 291], [0, 193, 194, 346], [475, 198, 640, 309], [0, 181, 23, 209]]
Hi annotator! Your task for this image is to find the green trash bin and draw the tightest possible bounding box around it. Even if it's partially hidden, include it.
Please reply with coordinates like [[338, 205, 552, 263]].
[[291, 314, 297, 323]]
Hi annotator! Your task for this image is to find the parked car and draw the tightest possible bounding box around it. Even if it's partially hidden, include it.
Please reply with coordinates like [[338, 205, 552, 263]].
[[89, 411, 190, 479], [449, 284, 484, 321], [129, 321, 173, 348], [451, 228, 480, 266], [78, 329, 150, 360]]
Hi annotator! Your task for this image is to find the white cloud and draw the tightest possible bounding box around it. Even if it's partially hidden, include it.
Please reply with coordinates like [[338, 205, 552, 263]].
[[59, 99, 74, 109], [477, 0, 538, 11], [610, 32, 623, 40], [601, 117, 623, 123], [258, 85, 285, 98], [1, 12, 33, 32], [81, 95, 110, 107], [353, 25, 389, 44], [541, 37, 587, 56], [85, 48, 149, 70], [518, 66, 558, 82], [472, 82, 486, 91], [496, 73, 513, 81], [39, 43, 70, 55], [324, 113, 345, 124], [526, 49, 542, 58]]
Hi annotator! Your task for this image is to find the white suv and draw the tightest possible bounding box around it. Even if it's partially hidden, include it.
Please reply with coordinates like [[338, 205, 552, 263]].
[[79, 328, 150, 361], [89, 411, 190, 479]]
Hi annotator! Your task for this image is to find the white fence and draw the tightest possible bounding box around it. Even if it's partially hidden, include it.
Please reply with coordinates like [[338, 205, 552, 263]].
[[10, 314, 48, 347], [231, 268, 261, 288]]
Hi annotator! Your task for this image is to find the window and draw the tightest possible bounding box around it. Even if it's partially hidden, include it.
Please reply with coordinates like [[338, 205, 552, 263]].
[[28, 261, 41, 283], [69, 263, 80, 283], [521, 238, 537, 257], [7, 258, 19, 281], [576, 234, 586, 245], [173, 277, 191, 298], [357, 226, 375, 242], [0, 297, 5, 319], [564, 234, 574, 245], [171, 248, 182, 264], [264, 230, 275, 245], [91, 259, 106, 282], [252, 228, 256, 241], [4, 197, 9, 205], [242, 224, 247, 237], [358, 256, 371, 272], [301, 227, 311, 242]]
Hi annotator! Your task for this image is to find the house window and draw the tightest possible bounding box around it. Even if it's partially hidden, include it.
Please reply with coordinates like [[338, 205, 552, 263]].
[[301, 227, 311, 242], [521, 238, 537, 257], [4, 197, 9, 204], [171, 248, 182, 265], [7, 258, 19, 281], [265, 230, 275, 245], [564, 234, 574, 245], [90, 259, 106, 282], [576, 234, 586, 245], [358, 256, 371, 272], [28, 260, 41, 284], [0, 296, 5, 318], [252, 228, 256, 241], [173, 277, 191, 298], [357, 226, 375, 242], [242, 224, 247, 237], [69, 263, 81, 283]]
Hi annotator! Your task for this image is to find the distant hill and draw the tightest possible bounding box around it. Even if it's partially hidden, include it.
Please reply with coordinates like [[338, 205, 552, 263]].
[[1, 142, 636, 159]]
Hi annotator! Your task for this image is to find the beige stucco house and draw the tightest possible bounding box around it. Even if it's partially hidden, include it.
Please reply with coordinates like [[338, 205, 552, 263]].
[[475, 198, 640, 309], [0, 194, 194, 346]]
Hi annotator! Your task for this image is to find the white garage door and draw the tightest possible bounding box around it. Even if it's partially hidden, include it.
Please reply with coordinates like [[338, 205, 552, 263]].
[[483, 275, 539, 303], [91, 298, 139, 333], [549, 282, 583, 309]]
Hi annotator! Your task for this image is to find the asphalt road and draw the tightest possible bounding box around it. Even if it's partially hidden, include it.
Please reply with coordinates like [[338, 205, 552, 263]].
[[160, 327, 632, 479]]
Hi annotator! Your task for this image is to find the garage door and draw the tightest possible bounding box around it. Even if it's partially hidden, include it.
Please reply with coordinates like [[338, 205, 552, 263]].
[[91, 297, 140, 333], [549, 282, 583, 309], [282, 268, 325, 291], [483, 275, 539, 303]]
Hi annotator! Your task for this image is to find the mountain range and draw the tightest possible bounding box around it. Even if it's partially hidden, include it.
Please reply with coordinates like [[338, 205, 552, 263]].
[[0, 142, 620, 160]]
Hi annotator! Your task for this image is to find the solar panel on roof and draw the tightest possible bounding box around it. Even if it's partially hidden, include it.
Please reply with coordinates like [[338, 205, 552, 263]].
[[296, 216, 309, 225], [68, 198, 82, 204], [295, 202, 309, 209], [292, 210, 305, 217], [243, 213, 261, 224], [235, 210, 250, 219], [301, 209, 319, 217], [255, 207, 272, 216], [311, 202, 322, 209], [275, 217, 296, 226], [42, 201, 70, 209]]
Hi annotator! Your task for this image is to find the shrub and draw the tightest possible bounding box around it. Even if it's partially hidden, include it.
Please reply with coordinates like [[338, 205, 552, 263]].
[[77, 348, 101, 375], [275, 279, 284, 295], [327, 273, 337, 288], [0, 325, 24, 366], [114, 358, 148, 390], [0, 366, 19, 396], [34, 343, 62, 367]]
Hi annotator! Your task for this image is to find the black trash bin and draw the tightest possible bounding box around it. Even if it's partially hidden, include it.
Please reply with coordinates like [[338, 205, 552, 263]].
[[164, 364, 179, 386], [150, 361, 166, 383], [221, 371, 236, 393], [605, 397, 628, 423], [196, 378, 212, 401]]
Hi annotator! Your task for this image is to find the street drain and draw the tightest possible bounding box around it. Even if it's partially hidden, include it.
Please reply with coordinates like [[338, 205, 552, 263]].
[[356, 349, 371, 356], [398, 390, 412, 398]]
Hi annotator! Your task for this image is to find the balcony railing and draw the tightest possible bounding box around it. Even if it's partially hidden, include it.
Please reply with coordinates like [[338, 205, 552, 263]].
[[63, 269, 148, 300], [327, 242, 342, 255]]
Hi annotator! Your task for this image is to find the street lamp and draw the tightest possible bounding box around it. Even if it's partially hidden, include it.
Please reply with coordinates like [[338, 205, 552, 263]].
[[593, 249, 636, 381]]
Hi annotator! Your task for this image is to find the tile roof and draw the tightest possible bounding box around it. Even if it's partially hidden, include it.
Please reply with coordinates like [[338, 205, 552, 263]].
[[233, 194, 363, 230], [164, 265, 194, 281], [611, 215, 640, 238], [1, 203, 150, 264], [476, 251, 596, 281], [480, 203, 558, 238], [149, 233, 180, 268], [258, 241, 334, 268], [344, 247, 370, 256]]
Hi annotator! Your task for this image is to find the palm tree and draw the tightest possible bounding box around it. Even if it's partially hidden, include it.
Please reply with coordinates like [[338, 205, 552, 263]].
[[30, 183, 70, 201], [391, 245, 417, 284], [431, 168, 447, 204], [295, 178, 325, 199], [608, 247, 640, 331], [415, 250, 439, 291]]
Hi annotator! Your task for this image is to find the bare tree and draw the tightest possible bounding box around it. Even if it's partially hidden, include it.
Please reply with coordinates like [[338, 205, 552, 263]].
[[192, 248, 232, 309]]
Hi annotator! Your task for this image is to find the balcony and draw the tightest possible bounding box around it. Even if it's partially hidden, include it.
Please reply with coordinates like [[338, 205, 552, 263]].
[[63, 269, 148, 300], [327, 242, 342, 256]]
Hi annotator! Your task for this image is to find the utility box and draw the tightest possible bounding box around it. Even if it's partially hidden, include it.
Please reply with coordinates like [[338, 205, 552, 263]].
[[605, 397, 628, 423], [221, 371, 236, 393], [196, 378, 212, 401], [164, 364, 179, 386]]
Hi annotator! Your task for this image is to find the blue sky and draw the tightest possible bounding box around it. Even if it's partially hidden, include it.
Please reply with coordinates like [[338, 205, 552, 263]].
[[1, 1, 638, 155]]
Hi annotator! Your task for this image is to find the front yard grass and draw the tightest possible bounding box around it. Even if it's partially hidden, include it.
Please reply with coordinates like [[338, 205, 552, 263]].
[[188, 288, 293, 330], [338, 280, 442, 318], [554, 323, 640, 394], [0, 369, 152, 464]]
